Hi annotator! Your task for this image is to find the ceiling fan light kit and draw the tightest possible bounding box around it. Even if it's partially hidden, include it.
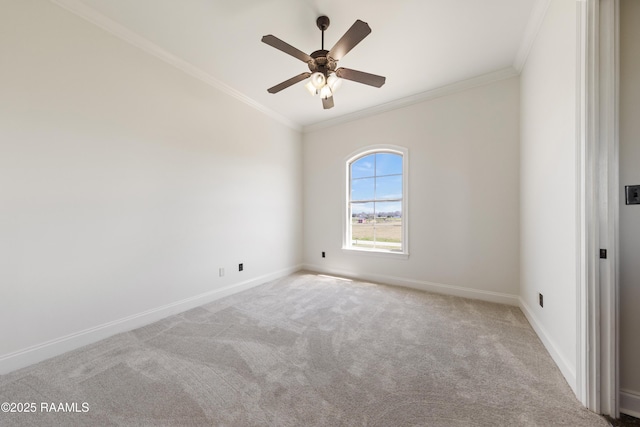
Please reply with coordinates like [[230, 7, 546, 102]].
[[262, 15, 386, 110]]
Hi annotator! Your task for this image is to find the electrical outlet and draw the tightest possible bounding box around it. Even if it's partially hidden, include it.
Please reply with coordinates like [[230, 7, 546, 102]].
[[322, 251, 325, 258], [625, 185, 640, 205], [219, 268, 224, 277], [239, 263, 243, 272], [538, 293, 544, 308]]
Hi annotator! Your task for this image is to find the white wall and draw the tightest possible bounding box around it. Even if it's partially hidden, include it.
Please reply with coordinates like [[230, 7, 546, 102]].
[[519, 0, 578, 391], [0, 0, 302, 373], [619, 0, 640, 416], [303, 77, 520, 304]]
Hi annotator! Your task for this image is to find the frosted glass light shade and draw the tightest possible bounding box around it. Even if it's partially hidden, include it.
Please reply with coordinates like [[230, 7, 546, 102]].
[[305, 80, 317, 96], [319, 85, 332, 99], [327, 74, 342, 92], [310, 72, 326, 89]]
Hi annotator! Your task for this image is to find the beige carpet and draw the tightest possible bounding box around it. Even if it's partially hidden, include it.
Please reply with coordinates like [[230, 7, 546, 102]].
[[0, 272, 610, 426]]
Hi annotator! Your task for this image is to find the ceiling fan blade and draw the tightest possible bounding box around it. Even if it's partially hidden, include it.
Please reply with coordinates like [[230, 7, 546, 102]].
[[267, 72, 311, 94], [262, 35, 314, 63], [336, 67, 386, 88], [327, 20, 371, 61], [322, 96, 334, 109]]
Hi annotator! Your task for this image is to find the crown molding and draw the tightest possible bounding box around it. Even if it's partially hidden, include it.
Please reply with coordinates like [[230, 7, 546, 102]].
[[49, 0, 541, 135], [50, 0, 302, 132], [303, 67, 519, 133], [513, 0, 552, 72]]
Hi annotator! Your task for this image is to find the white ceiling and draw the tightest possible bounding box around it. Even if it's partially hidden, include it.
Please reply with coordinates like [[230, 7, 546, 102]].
[[55, 0, 540, 130]]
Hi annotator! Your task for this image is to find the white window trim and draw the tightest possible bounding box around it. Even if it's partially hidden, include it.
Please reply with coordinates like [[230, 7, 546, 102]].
[[342, 144, 409, 258]]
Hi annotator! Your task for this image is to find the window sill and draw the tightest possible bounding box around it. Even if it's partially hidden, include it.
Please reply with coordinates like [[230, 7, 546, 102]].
[[342, 247, 409, 260]]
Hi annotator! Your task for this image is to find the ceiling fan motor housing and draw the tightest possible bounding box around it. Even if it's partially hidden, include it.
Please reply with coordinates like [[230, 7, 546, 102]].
[[308, 50, 337, 76]]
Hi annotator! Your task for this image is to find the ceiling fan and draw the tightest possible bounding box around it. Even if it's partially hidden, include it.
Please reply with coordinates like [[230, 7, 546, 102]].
[[261, 16, 386, 110]]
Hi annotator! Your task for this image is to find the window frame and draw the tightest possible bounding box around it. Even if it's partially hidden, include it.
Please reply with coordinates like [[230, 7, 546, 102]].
[[343, 145, 409, 258]]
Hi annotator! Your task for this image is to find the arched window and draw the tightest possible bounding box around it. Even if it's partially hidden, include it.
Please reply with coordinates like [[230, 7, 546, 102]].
[[344, 146, 408, 255]]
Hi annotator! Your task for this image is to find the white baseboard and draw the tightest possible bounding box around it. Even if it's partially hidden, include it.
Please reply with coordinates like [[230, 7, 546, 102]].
[[621, 389, 640, 419], [0, 265, 302, 375], [302, 264, 520, 306], [518, 298, 577, 394]]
